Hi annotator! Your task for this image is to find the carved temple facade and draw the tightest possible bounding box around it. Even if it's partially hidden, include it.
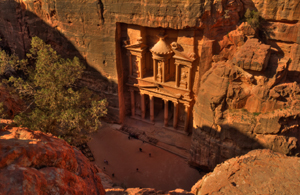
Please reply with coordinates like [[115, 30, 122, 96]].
[[118, 24, 198, 133]]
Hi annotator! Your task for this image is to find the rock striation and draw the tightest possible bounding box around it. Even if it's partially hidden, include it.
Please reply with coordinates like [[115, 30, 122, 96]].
[[0, 127, 105, 195], [190, 4, 300, 168], [191, 149, 300, 195], [191, 37, 300, 169]]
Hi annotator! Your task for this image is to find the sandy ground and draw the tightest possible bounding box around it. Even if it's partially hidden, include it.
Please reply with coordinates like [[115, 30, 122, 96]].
[[88, 123, 203, 191]]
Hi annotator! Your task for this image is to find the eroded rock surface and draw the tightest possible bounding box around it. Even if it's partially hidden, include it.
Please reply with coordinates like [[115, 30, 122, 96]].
[[190, 6, 300, 168], [232, 39, 271, 71], [191, 149, 300, 195], [106, 188, 193, 195], [0, 127, 105, 195], [191, 50, 300, 169]]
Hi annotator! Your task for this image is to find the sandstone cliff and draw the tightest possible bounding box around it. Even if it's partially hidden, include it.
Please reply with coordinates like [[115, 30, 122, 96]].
[[191, 0, 300, 168], [0, 0, 248, 121], [0, 0, 300, 171], [0, 126, 105, 195]]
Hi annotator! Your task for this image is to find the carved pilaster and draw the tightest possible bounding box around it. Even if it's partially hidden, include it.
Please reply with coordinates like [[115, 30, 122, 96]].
[[175, 63, 179, 88]]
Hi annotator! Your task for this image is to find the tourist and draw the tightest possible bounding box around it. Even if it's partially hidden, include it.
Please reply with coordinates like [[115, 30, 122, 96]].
[[112, 173, 114, 177], [136, 168, 139, 172], [149, 153, 151, 157], [139, 148, 142, 152]]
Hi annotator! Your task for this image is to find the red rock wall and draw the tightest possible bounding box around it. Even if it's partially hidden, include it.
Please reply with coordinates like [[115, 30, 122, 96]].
[[190, 0, 300, 169], [0, 0, 245, 122]]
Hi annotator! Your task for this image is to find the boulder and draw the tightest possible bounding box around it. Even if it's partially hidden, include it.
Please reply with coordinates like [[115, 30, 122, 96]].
[[192, 149, 300, 195], [232, 38, 271, 71], [0, 127, 105, 195]]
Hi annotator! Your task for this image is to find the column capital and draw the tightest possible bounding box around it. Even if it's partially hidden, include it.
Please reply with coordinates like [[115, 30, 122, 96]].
[[183, 103, 190, 107]]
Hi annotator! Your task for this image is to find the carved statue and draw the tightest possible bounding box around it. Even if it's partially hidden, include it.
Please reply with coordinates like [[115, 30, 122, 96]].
[[157, 61, 162, 82], [132, 56, 140, 77], [180, 69, 188, 89]]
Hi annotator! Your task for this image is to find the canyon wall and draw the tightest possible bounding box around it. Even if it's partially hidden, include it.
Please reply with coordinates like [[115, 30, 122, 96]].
[[0, 0, 300, 170], [0, 0, 245, 121], [190, 0, 300, 170]]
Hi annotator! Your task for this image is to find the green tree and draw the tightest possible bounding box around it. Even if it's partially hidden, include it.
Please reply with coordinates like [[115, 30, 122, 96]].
[[0, 37, 107, 145], [244, 9, 261, 29]]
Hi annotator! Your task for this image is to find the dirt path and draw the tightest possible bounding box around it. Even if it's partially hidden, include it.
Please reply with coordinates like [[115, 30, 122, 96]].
[[88, 123, 203, 191]]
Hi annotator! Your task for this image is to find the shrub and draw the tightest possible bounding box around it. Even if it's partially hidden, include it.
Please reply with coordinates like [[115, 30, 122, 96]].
[[244, 9, 261, 29], [253, 112, 261, 116]]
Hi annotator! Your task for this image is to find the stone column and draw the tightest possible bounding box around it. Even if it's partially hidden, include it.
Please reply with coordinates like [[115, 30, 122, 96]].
[[173, 102, 179, 128], [137, 57, 142, 78], [141, 94, 146, 119], [150, 95, 154, 122], [175, 63, 179, 88], [184, 105, 190, 132], [164, 100, 169, 127], [129, 53, 133, 76], [130, 90, 135, 116], [153, 60, 156, 81], [162, 61, 166, 83]]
